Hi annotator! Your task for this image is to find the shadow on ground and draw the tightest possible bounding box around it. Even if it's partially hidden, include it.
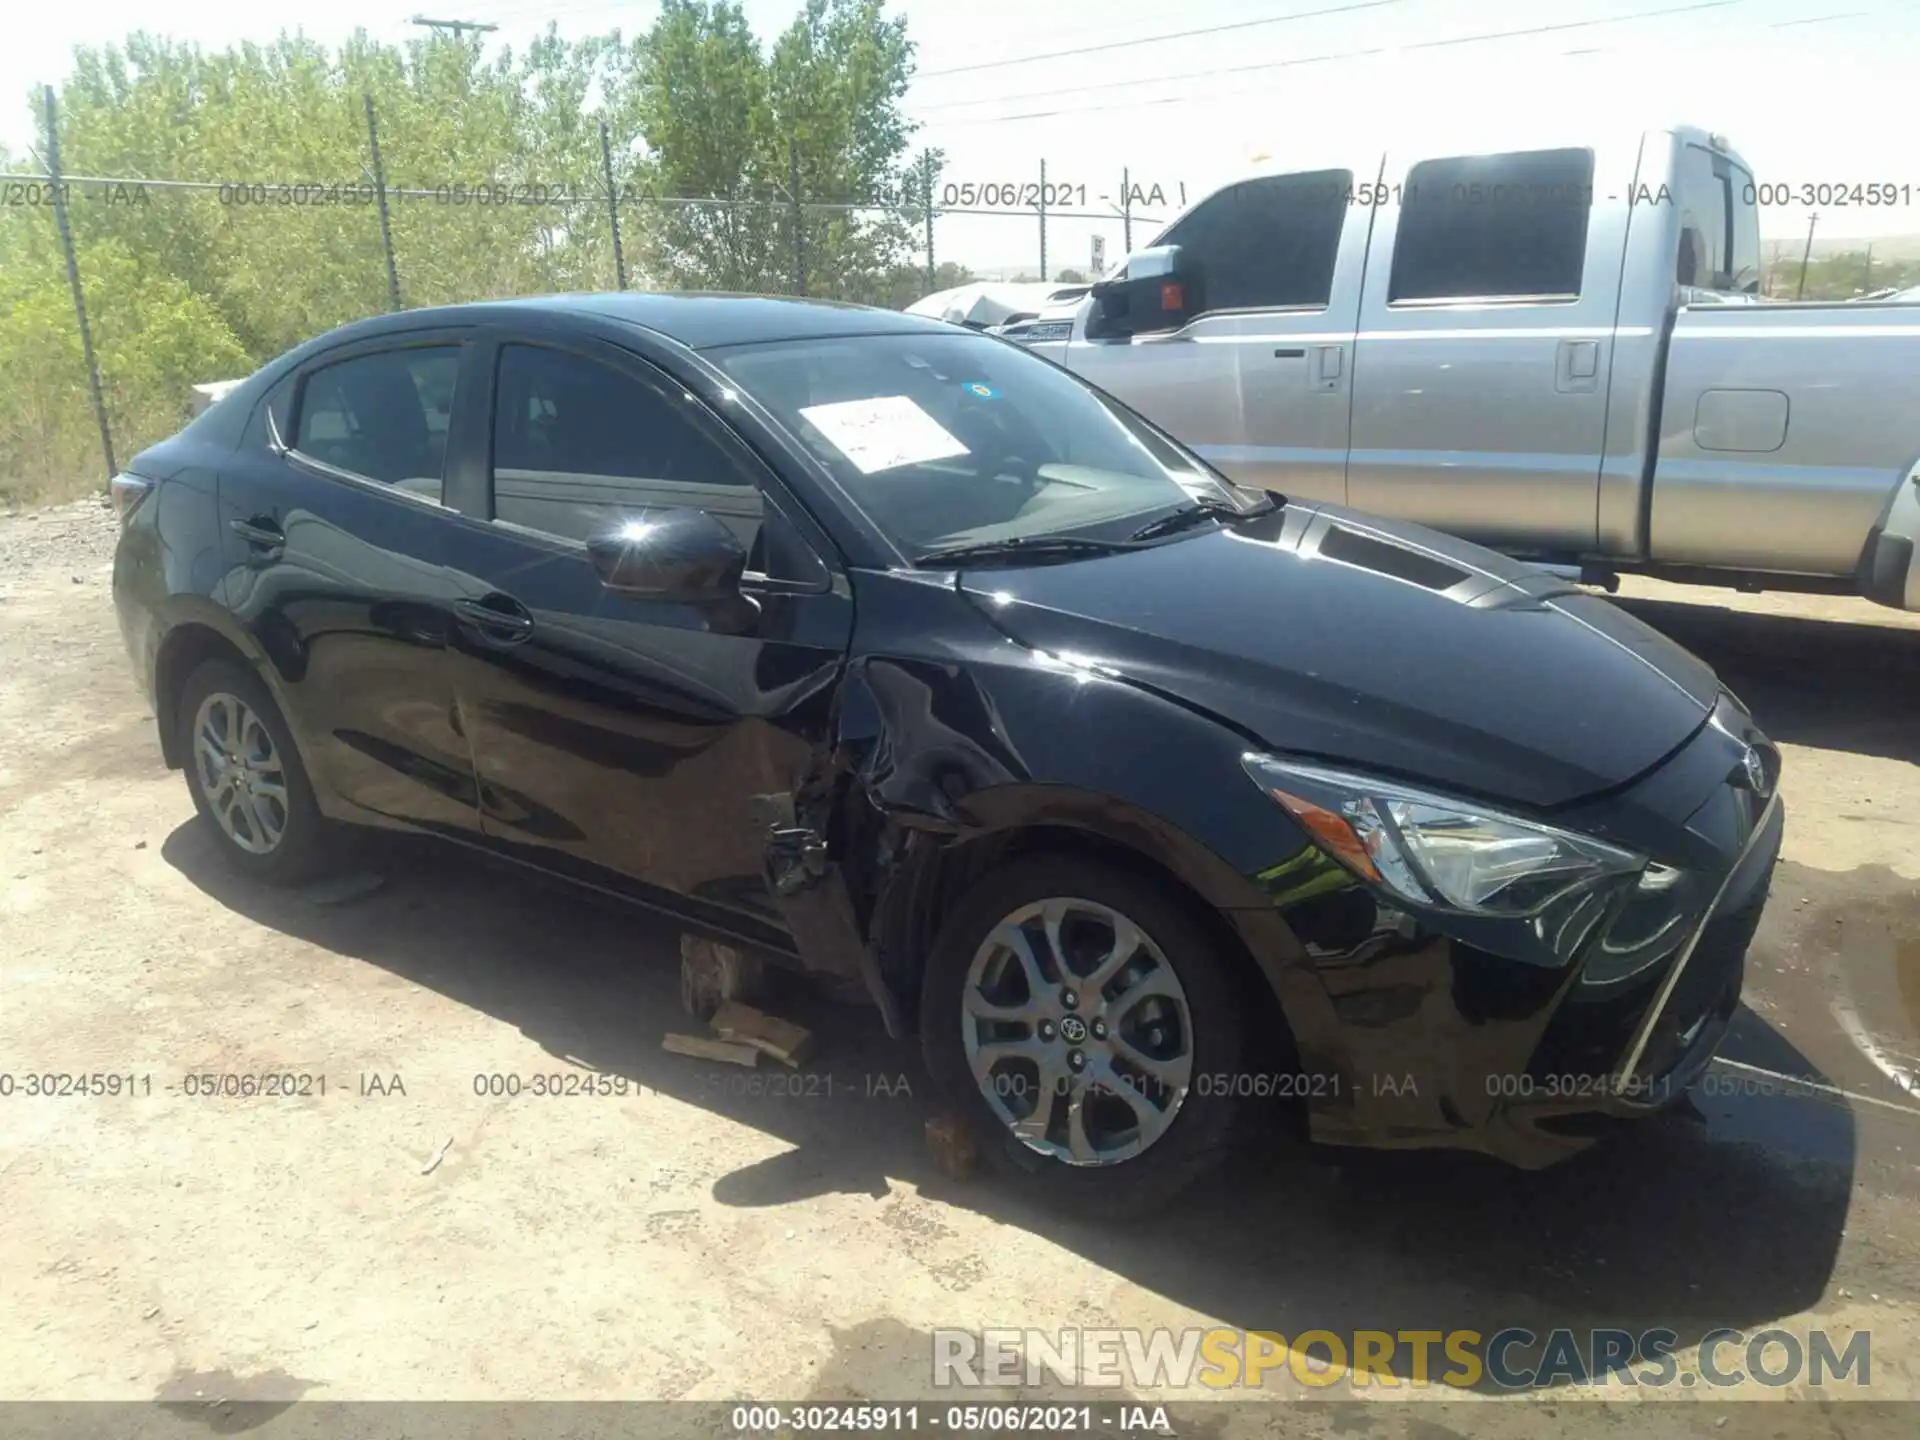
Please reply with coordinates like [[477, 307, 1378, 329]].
[[165, 812, 1859, 1392], [1612, 595, 1920, 764]]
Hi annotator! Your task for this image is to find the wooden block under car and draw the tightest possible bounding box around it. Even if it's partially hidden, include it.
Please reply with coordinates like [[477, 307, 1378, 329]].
[[924, 1112, 980, 1181], [661, 1033, 761, 1067], [678, 933, 767, 1020], [710, 1001, 815, 1067]]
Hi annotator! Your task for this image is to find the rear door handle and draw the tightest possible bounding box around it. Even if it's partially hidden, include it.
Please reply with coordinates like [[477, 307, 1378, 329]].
[[229, 516, 285, 561], [454, 595, 536, 644], [1556, 338, 1602, 393], [1312, 343, 1346, 392]]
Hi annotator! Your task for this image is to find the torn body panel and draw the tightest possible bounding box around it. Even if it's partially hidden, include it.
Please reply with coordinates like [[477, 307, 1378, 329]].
[[762, 566, 1773, 1169]]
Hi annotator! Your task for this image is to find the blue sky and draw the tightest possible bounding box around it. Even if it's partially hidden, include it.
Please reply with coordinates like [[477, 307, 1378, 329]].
[[7, 0, 1918, 275]]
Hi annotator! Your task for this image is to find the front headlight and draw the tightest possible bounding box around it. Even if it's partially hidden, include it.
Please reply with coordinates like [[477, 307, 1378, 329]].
[[1242, 753, 1645, 917]]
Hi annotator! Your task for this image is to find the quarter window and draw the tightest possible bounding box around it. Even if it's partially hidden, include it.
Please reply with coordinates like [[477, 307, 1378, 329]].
[[490, 343, 764, 550], [1389, 148, 1595, 302], [1159, 169, 1352, 313], [295, 347, 460, 500], [1676, 144, 1729, 288], [1675, 144, 1761, 295]]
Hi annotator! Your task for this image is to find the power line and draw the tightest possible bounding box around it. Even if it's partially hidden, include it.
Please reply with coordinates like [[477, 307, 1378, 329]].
[[914, 0, 1406, 80], [911, 0, 1745, 119]]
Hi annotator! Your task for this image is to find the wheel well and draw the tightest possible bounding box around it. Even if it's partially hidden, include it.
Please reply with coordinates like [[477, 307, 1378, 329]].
[[153, 625, 251, 769], [876, 823, 1299, 1087]]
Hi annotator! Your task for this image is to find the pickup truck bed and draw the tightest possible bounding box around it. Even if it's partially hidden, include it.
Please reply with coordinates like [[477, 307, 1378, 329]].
[[1651, 302, 1920, 606]]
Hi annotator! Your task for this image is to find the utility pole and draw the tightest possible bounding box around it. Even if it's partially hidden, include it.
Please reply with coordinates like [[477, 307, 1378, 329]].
[[1037, 158, 1048, 283], [42, 85, 116, 483], [410, 16, 498, 37], [1796, 212, 1818, 301]]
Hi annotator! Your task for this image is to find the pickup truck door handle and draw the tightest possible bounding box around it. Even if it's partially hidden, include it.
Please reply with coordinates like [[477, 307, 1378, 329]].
[[1556, 339, 1602, 393], [454, 595, 536, 645], [229, 516, 285, 562], [1312, 343, 1346, 392]]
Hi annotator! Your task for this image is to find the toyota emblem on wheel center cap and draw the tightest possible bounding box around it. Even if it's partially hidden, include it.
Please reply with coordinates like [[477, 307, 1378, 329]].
[[1059, 1015, 1089, 1045]]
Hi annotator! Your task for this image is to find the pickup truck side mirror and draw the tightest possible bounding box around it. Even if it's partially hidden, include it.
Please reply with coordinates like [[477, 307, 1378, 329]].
[[1087, 244, 1195, 341]]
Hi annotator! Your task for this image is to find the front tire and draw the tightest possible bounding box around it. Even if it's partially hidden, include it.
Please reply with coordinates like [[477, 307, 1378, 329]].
[[177, 658, 331, 885], [919, 854, 1245, 1218]]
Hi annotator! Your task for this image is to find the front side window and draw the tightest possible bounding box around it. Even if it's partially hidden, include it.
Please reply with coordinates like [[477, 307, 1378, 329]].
[[1390, 148, 1595, 302], [295, 346, 460, 499], [490, 343, 764, 549], [708, 330, 1256, 558], [1159, 169, 1352, 313]]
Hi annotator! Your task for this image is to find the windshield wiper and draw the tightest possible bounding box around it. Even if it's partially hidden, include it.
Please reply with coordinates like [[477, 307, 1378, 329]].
[[912, 535, 1140, 568], [1128, 492, 1281, 542]]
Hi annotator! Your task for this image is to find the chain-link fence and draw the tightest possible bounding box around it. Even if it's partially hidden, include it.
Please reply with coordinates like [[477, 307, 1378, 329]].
[[1, 86, 1170, 502]]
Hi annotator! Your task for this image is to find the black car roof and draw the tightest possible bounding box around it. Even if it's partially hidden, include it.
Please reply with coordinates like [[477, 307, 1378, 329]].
[[318, 291, 953, 351]]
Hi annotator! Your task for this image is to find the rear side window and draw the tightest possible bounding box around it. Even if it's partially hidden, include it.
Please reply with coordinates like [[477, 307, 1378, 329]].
[[490, 343, 764, 549], [242, 373, 296, 452], [1676, 144, 1762, 295], [295, 347, 460, 500], [1675, 144, 1728, 288], [1389, 148, 1595, 302], [1160, 169, 1352, 313]]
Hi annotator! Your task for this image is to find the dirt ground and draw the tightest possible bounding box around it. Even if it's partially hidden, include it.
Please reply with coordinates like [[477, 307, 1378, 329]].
[[3, 498, 1919, 1435]]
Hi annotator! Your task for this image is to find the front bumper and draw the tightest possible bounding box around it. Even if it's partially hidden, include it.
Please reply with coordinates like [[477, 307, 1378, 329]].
[[1259, 694, 1784, 1167]]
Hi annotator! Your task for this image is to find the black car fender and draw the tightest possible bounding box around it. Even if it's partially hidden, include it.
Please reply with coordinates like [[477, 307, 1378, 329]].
[[784, 641, 1341, 1071]]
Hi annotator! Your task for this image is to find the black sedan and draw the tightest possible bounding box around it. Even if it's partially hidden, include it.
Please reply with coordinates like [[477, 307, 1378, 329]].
[[111, 293, 1784, 1212]]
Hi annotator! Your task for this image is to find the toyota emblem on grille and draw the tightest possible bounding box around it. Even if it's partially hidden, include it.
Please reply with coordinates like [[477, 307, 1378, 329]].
[[1739, 745, 1771, 796]]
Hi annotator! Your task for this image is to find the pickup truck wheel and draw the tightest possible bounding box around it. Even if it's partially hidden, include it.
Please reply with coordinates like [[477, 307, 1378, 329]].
[[177, 659, 332, 886], [920, 855, 1244, 1218]]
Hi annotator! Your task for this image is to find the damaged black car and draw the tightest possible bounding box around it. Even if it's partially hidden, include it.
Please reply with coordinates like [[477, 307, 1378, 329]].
[[112, 294, 1784, 1213]]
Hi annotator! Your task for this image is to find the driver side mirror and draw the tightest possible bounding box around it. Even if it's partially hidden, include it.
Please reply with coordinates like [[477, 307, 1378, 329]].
[[585, 506, 747, 602], [1087, 244, 1195, 340]]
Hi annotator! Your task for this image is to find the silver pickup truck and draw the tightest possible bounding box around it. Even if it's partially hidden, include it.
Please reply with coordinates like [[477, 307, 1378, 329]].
[[1002, 124, 1920, 611]]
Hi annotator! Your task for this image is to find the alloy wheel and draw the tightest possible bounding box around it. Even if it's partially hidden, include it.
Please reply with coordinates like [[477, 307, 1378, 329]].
[[191, 692, 290, 855], [961, 896, 1194, 1166]]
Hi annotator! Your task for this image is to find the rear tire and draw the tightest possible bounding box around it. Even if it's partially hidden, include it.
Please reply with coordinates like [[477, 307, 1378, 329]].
[[177, 659, 332, 886], [919, 853, 1245, 1218]]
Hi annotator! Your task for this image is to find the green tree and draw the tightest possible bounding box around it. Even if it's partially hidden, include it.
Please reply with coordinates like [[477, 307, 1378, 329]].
[[2, 6, 928, 502], [635, 0, 919, 297]]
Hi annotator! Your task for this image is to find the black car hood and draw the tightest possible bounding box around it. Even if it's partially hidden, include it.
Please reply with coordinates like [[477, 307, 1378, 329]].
[[956, 502, 1721, 809]]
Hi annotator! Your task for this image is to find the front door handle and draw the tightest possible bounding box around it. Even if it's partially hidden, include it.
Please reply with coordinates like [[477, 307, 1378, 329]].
[[454, 595, 536, 644], [229, 516, 285, 562]]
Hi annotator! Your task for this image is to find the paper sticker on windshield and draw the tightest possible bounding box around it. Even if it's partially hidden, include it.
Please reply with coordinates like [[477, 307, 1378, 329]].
[[798, 395, 970, 474], [961, 381, 999, 399]]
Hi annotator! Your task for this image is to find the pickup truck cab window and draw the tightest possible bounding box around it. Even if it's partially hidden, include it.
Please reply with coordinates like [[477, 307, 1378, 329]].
[[294, 345, 461, 500], [1389, 147, 1595, 303], [1158, 169, 1352, 314], [1676, 143, 1762, 295], [489, 342, 767, 552]]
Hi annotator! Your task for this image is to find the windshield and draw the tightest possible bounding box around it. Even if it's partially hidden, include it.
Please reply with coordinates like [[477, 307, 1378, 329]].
[[707, 330, 1260, 558]]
